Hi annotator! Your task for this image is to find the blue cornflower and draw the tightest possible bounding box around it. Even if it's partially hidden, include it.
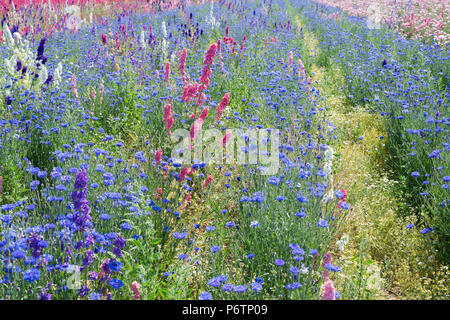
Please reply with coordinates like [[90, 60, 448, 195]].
[[120, 223, 132, 231], [89, 292, 101, 300], [251, 282, 262, 294], [420, 227, 434, 234], [290, 266, 299, 275], [208, 277, 221, 288], [173, 232, 187, 239], [178, 253, 187, 260], [222, 283, 234, 292], [217, 275, 228, 282], [55, 184, 66, 191], [233, 285, 247, 293], [12, 250, 26, 259], [318, 219, 329, 228], [274, 259, 285, 266], [78, 285, 90, 297], [295, 209, 306, 218], [23, 268, 40, 282], [254, 277, 264, 284], [324, 263, 342, 272], [268, 176, 281, 185], [199, 292, 212, 300], [1, 204, 15, 211], [0, 215, 13, 224], [100, 214, 110, 221], [152, 206, 162, 212], [210, 245, 220, 253], [292, 247, 305, 255], [286, 282, 302, 290], [250, 220, 259, 227], [339, 202, 350, 210], [109, 278, 123, 289], [334, 190, 345, 198], [109, 261, 122, 272]]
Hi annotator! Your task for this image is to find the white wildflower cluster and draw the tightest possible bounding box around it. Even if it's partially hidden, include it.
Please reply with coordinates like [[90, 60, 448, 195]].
[[321, 146, 335, 203], [161, 20, 168, 62], [300, 264, 309, 274], [366, 4, 382, 30], [65, 5, 81, 31], [2, 24, 35, 95], [53, 62, 63, 87], [206, 1, 218, 28], [1, 22, 64, 99], [139, 29, 146, 49], [38, 63, 48, 87], [336, 234, 349, 252], [366, 263, 383, 292], [323, 146, 334, 180], [261, 3, 269, 15]]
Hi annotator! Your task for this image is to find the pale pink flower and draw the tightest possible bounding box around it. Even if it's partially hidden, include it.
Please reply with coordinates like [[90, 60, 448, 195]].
[[164, 62, 170, 81], [203, 43, 217, 66], [217, 39, 221, 54], [179, 167, 189, 181], [179, 48, 187, 77], [163, 101, 172, 124], [298, 58, 306, 80], [131, 281, 141, 300], [71, 75, 78, 98], [166, 116, 174, 135], [199, 43, 217, 89], [203, 175, 213, 187], [214, 92, 231, 122], [199, 107, 209, 123], [155, 149, 162, 166], [222, 130, 232, 147], [190, 120, 203, 141], [322, 278, 336, 300], [182, 82, 200, 103]]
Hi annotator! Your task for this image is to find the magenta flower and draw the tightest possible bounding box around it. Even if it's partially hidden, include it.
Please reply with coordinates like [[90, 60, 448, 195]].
[[164, 61, 170, 81], [179, 48, 187, 77], [215, 92, 230, 122], [322, 278, 336, 300]]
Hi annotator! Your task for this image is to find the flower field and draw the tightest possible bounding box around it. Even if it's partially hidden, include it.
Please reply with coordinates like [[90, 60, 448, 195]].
[[0, 0, 448, 300]]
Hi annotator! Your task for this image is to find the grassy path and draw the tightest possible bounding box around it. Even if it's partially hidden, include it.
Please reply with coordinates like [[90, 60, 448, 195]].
[[289, 8, 449, 299]]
